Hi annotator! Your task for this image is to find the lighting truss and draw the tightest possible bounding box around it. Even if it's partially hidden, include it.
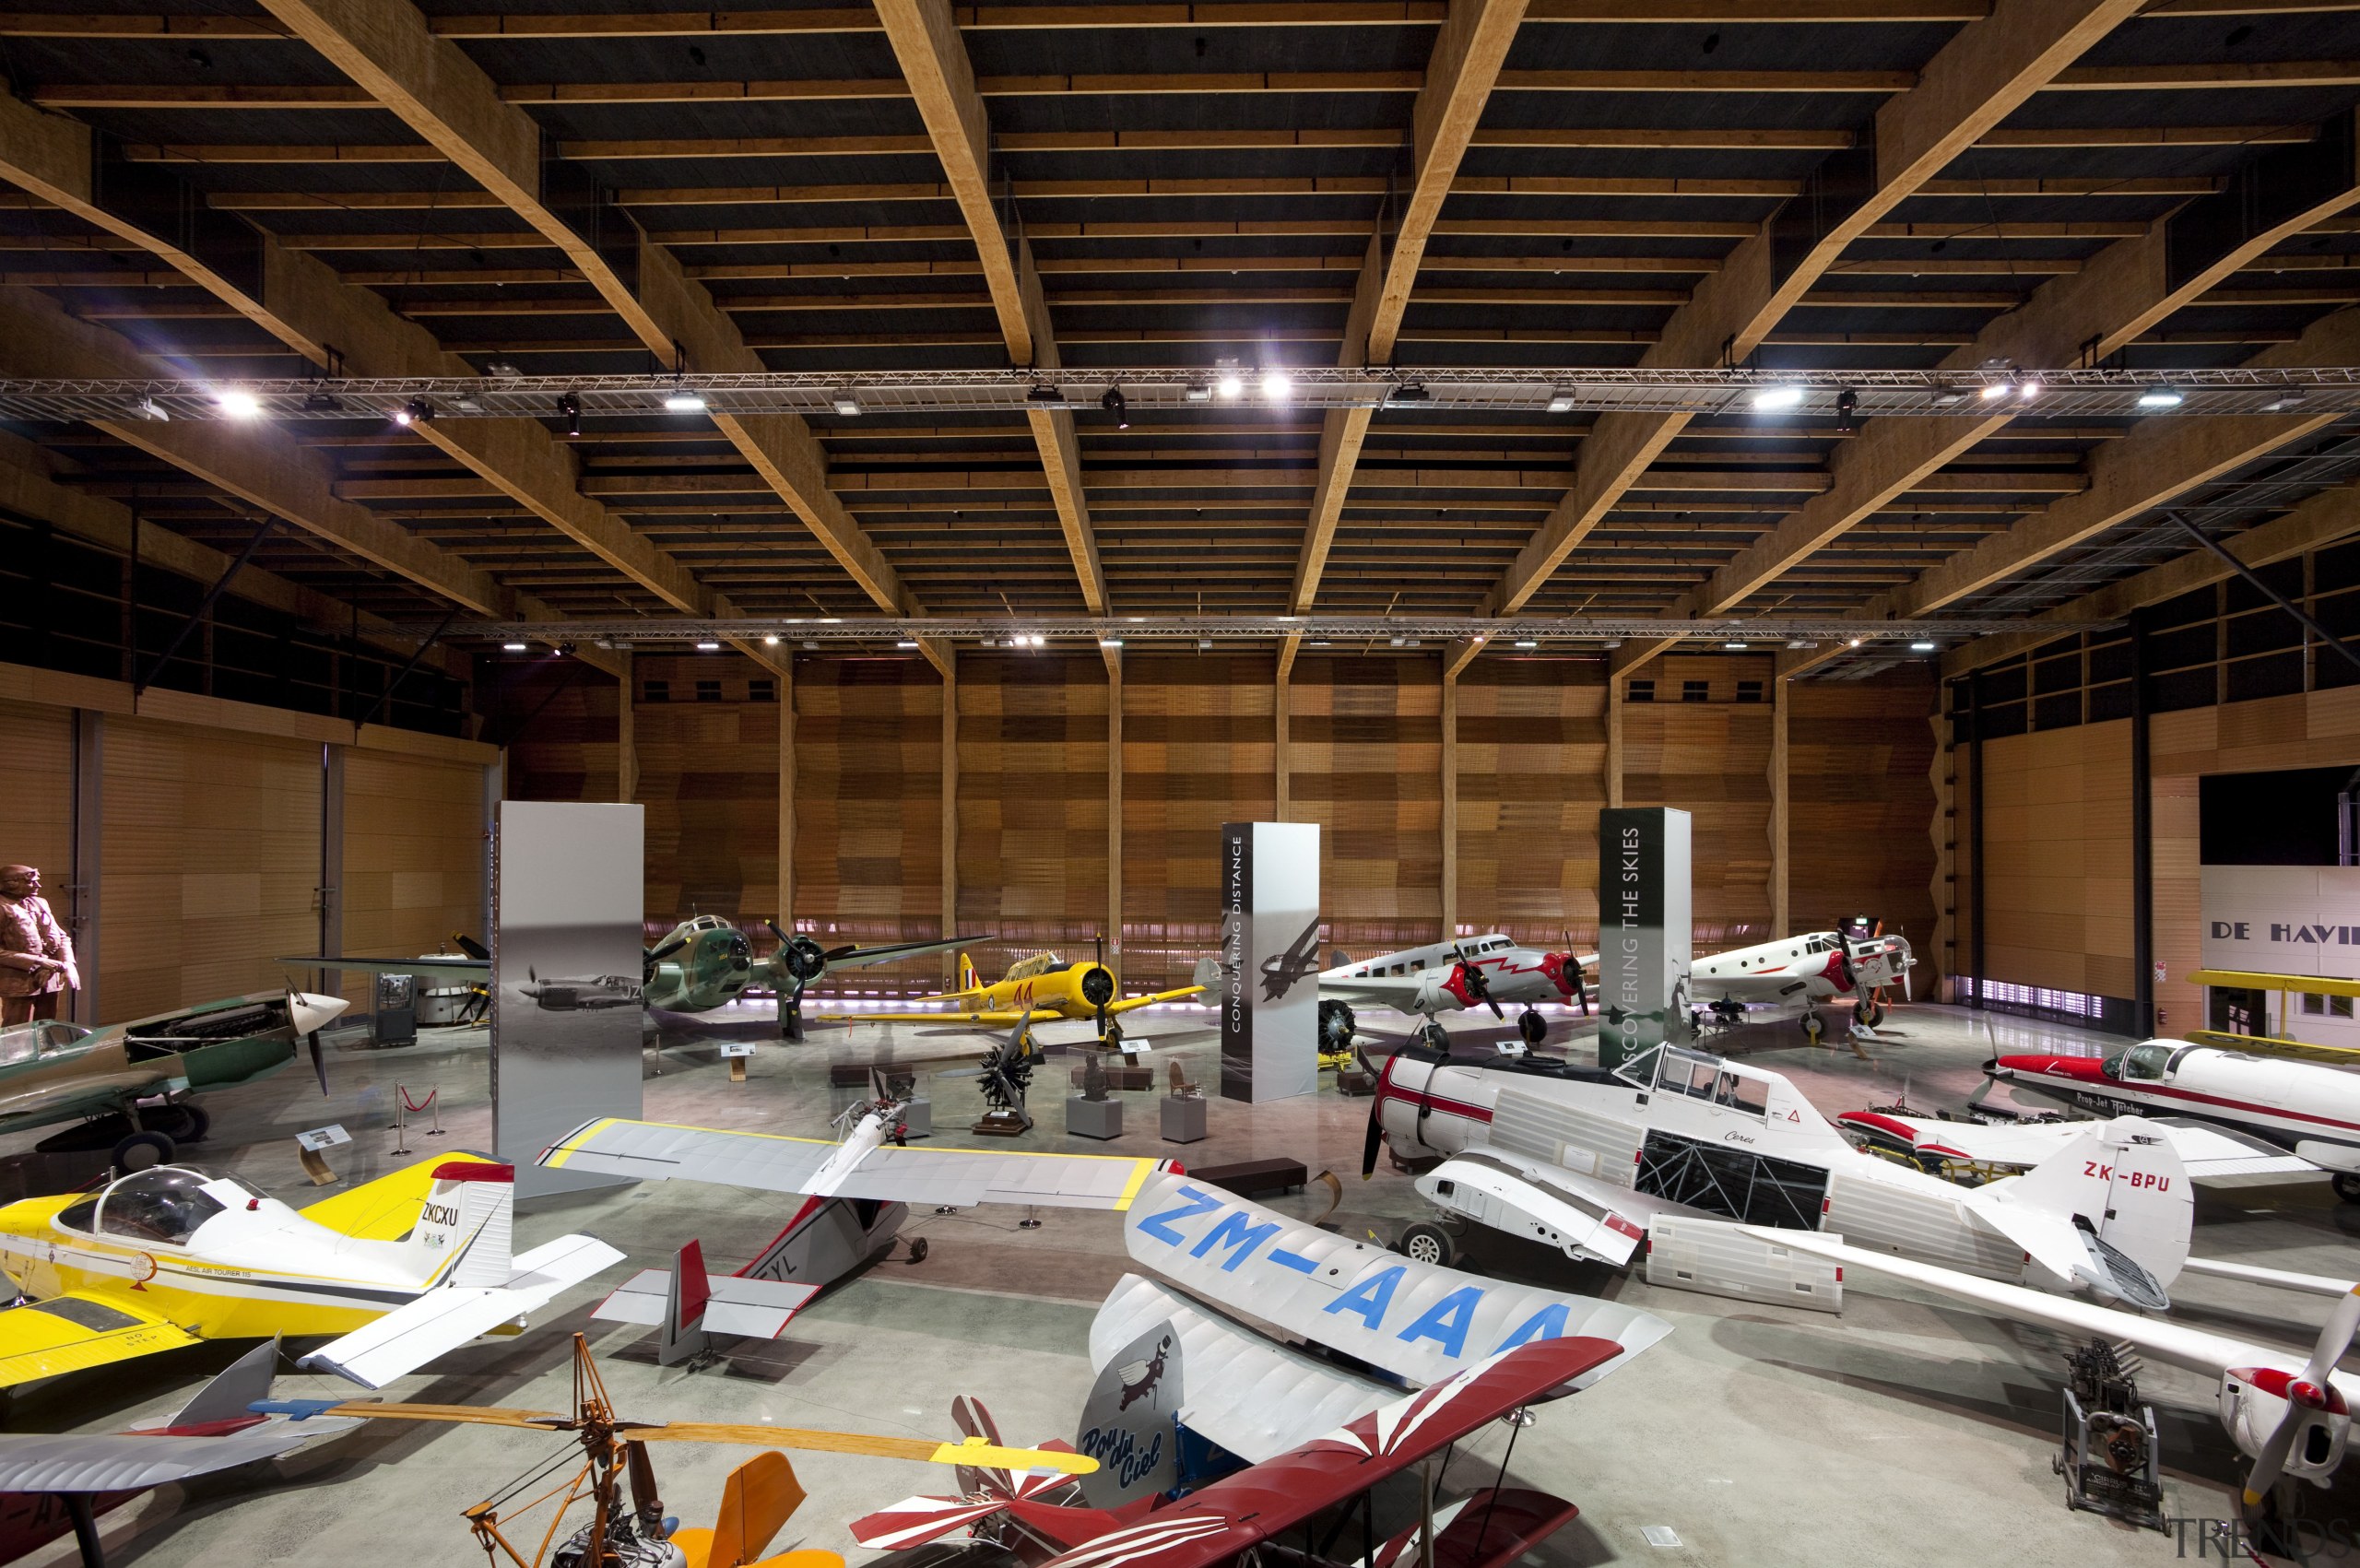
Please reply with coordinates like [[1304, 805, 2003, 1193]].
[[454, 614, 2115, 648], [2, 367, 2355, 423]]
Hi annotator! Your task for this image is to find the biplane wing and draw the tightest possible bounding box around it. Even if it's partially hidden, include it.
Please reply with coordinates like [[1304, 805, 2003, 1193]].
[[976, 1339, 1615, 1568]]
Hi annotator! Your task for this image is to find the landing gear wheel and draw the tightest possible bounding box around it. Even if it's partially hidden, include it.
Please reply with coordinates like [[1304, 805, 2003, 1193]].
[[175, 1102, 210, 1143], [2333, 1173, 2360, 1204], [112, 1129, 175, 1173], [1416, 1020, 1451, 1055], [1802, 1011, 1825, 1045], [906, 1236, 930, 1265], [148, 1104, 204, 1142], [1399, 1222, 1457, 1268], [1319, 999, 1358, 1055], [1516, 1009, 1547, 1048]]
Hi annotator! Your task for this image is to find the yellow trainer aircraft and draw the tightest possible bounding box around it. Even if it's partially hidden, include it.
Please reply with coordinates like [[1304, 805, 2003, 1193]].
[[822, 949, 1212, 1054], [0, 1156, 620, 1392]]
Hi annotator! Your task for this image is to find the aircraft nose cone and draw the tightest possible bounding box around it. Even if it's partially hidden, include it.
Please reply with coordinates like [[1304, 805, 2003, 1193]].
[[288, 992, 350, 1034]]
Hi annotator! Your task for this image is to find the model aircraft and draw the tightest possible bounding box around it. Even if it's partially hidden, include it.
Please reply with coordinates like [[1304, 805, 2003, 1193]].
[[1317, 934, 1589, 1053], [0, 988, 344, 1173], [1752, 1227, 2360, 1520], [1359, 1039, 2193, 1311], [289, 916, 984, 1039], [1089, 1170, 1670, 1469], [0, 1338, 360, 1568], [1682, 925, 1916, 1041], [1979, 1038, 2360, 1201], [1257, 917, 1325, 1002], [255, 1329, 1094, 1568], [538, 1099, 1177, 1363], [516, 965, 640, 1010], [822, 947, 1211, 1056], [0, 1155, 620, 1393], [852, 1338, 1617, 1568]]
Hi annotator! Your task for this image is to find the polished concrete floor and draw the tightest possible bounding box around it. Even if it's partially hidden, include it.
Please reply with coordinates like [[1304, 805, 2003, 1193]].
[[7, 997, 2359, 1567]]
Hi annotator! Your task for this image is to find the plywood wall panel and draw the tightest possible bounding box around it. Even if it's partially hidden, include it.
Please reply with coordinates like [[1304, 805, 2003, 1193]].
[[796, 657, 945, 944], [1455, 659, 1607, 946], [1788, 673, 1940, 985], [1121, 654, 1274, 989], [339, 749, 485, 1005], [100, 715, 321, 1019], [1976, 720, 2133, 996], [1286, 655, 1442, 954], [957, 655, 1109, 950], [1622, 655, 1775, 947], [0, 698, 73, 909]]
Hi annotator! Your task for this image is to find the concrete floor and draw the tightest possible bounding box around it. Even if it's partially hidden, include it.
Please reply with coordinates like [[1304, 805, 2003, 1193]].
[[8, 998, 2359, 1568]]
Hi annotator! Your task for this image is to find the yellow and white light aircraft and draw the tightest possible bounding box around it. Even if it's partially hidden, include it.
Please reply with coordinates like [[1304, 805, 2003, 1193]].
[[0, 1156, 620, 1391], [822, 949, 1210, 1054]]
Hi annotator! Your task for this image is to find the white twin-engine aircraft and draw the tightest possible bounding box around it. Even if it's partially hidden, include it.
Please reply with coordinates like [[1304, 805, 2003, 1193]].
[[1316, 934, 1588, 1051], [1362, 1042, 2192, 1314], [1679, 927, 1917, 1041]]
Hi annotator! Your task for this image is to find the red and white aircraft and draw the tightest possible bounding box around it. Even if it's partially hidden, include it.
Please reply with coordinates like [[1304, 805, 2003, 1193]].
[[1979, 1038, 2360, 1201], [851, 1338, 1617, 1568], [1317, 934, 1587, 1052], [1684, 927, 1917, 1042]]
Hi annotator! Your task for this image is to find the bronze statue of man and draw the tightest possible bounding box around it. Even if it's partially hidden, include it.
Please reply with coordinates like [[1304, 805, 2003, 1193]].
[[0, 864, 77, 1027]]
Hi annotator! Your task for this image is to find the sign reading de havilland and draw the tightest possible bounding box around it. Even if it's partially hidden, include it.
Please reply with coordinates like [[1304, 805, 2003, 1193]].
[[2200, 865, 2360, 980]]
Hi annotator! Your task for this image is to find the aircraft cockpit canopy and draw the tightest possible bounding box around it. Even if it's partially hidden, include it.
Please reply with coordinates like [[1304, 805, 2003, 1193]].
[[1004, 952, 1063, 982], [0, 1020, 90, 1066], [2102, 1041, 2198, 1082], [1614, 1044, 1775, 1115], [59, 1165, 268, 1246]]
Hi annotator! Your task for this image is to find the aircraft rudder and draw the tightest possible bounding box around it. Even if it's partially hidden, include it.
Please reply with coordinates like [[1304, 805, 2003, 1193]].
[[405, 1159, 515, 1290]]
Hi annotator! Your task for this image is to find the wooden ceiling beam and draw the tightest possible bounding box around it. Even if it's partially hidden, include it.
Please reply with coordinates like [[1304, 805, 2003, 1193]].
[[254, 0, 940, 673], [874, 0, 1106, 616], [1619, 106, 2360, 677], [1474, 0, 2147, 631], [1293, 0, 1529, 614]]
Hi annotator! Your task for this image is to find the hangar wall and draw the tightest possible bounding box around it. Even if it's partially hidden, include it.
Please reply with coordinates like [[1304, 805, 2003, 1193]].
[[503, 652, 1937, 994], [0, 661, 493, 1021]]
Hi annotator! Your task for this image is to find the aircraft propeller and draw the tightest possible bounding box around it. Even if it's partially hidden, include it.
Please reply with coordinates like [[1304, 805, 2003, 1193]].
[[642, 932, 690, 987], [2241, 1288, 2360, 1503], [1355, 1045, 1397, 1180], [1451, 943, 1504, 1019], [1080, 944, 1118, 1048], [766, 921, 832, 1040]]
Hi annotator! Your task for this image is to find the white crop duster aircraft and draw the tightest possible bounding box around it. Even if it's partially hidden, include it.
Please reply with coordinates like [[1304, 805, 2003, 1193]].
[[1360, 1040, 2193, 1312]]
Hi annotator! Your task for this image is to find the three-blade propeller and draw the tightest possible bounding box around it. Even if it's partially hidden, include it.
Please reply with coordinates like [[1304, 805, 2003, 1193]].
[[1451, 943, 1504, 1019]]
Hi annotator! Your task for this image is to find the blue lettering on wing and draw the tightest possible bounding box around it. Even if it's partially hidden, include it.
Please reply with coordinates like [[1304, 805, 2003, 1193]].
[[1323, 1264, 1405, 1330], [1397, 1285, 1484, 1359], [1189, 1210, 1281, 1271], [1268, 1248, 1318, 1274], [1491, 1301, 1571, 1353], [1135, 1184, 1225, 1247]]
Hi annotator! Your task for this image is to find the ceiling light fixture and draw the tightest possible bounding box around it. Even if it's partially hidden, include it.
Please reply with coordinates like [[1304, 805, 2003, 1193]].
[[1100, 638, 1124, 648], [1215, 371, 1244, 400], [1930, 387, 1970, 407], [2136, 388, 2183, 409], [1545, 389, 1577, 413], [1979, 382, 2010, 401], [2017, 379, 2042, 402], [832, 391, 863, 417], [1389, 382, 1431, 403], [1752, 385, 1804, 412], [762, 634, 781, 645], [502, 642, 528, 652], [1910, 640, 1937, 652], [696, 640, 721, 651], [663, 386, 707, 413], [2261, 392, 2310, 413], [216, 389, 263, 419], [392, 397, 433, 427], [485, 360, 523, 378], [897, 640, 918, 649], [1260, 368, 1292, 400], [1515, 638, 1539, 649], [1723, 641, 1749, 651], [1185, 382, 1212, 402], [1027, 383, 1064, 404]]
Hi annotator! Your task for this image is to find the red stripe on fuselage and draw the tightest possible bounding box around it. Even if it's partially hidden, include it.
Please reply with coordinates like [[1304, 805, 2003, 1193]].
[[736, 1191, 831, 1279], [2013, 1069, 2360, 1138]]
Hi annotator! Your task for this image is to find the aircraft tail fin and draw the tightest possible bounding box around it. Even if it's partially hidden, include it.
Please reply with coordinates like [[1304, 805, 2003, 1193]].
[[958, 952, 978, 993], [402, 1160, 515, 1290], [1192, 955, 1221, 991], [1965, 1115, 2191, 1307], [165, 1337, 282, 1428]]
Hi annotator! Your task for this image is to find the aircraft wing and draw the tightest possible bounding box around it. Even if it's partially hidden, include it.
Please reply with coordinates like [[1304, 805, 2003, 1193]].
[[0, 1291, 203, 1388], [0, 1421, 360, 1492], [0, 1071, 170, 1124], [815, 1007, 1061, 1026], [1690, 972, 1812, 1002], [1024, 1339, 1621, 1568], [1104, 984, 1206, 1015], [1091, 1273, 1397, 1462], [1316, 973, 1440, 1009], [538, 1116, 1171, 1210], [301, 1153, 488, 1241], [1740, 1227, 2290, 1387], [298, 1233, 624, 1389], [1124, 1171, 1670, 1391], [279, 954, 490, 975], [821, 937, 986, 974], [1840, 1111, 2321, 1185]]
